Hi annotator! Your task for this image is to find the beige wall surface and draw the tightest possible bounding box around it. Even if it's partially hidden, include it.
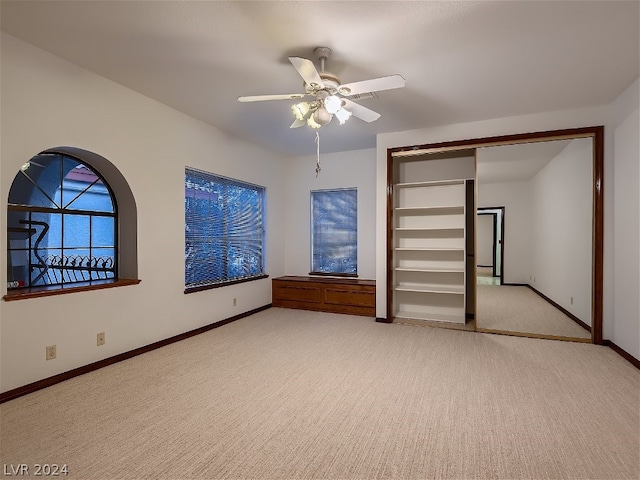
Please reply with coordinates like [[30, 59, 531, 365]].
[[377, 93, 639, 359], [0, 33, 287, 393], [611, 78, 640, 359], [477, 180, 532, 284], [476, 213, 495, 268], [2, 32, 638, 394], [530, 138, 593, 325], [283, 149, 377, 280]]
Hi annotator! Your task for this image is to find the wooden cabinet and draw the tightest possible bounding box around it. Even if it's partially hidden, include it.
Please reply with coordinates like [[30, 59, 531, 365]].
[[392, 180, 469, 324], [272, 276, 375, 317]]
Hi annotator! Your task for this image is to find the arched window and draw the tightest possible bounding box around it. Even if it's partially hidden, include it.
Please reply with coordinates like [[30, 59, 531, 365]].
[[7, 152, 117, 290]]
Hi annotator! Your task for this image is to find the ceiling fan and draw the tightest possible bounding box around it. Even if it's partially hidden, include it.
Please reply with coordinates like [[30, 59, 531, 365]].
[[238, 47, 405, 129]]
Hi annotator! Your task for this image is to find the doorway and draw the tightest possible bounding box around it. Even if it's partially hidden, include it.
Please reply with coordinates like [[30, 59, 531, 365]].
[[477, 207, 504, 284]]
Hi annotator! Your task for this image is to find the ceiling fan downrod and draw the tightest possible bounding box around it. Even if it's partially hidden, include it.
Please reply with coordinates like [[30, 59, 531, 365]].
[[314, 46, 331, 73]]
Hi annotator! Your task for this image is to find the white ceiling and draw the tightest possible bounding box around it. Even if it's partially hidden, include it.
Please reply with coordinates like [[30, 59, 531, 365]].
[[477, 139, 572, 184], [1, 1, 638, 157]]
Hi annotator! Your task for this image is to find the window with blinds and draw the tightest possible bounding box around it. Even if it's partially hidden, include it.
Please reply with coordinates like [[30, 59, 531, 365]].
[[310, 188, 357, 276], [185, 168, 266, 292]]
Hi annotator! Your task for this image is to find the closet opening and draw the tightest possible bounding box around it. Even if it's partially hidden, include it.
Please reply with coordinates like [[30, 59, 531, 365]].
[[386, 126, 603, 344]]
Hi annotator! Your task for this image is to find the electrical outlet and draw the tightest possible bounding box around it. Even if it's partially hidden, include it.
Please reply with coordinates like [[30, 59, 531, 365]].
[[233, 298, 237, 307], [97, 332, 105, 346], [46, 345, 56, 360]]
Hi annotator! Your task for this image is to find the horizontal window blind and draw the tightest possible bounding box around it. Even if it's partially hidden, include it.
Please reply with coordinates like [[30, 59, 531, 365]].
[[311, 188, 357, 275], [185, 168, 265, 291]]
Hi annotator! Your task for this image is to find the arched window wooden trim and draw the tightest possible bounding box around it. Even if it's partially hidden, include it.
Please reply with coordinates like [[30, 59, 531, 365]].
[[4, 146, 140, 301]]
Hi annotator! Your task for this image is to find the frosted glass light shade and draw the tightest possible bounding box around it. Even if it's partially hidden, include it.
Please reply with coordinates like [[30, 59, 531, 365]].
[[335, 107, 352, 125], [291, 102, 310, 120], [324, 95, 342, 115], [312, 107, 332, 125], [307, 114, 322, 129]]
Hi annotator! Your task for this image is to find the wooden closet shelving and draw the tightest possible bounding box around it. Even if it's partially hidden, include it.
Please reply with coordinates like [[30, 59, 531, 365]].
[[392, 179, 467, 324]]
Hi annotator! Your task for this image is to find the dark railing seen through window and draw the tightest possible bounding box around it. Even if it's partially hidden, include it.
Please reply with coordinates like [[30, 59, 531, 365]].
[[7, 153, 116, 290]]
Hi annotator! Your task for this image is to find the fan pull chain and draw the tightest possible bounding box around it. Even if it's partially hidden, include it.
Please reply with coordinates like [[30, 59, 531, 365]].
[[315, 131, 321, 177]]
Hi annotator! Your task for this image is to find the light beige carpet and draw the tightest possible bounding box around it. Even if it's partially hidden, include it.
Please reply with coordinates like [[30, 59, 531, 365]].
[[476, 266, 494, 277], [1, 307, 638, 479], [476, 284, 592, 339], [476, 268, 501, 286]]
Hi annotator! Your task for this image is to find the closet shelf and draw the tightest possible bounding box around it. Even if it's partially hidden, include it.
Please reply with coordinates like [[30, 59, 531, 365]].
[[395, 206, 464, 212], [395, 310, 466, 324], [395, 266, 464, 273], [395, 179, 466, 188], [395, 284, 464, 294], [395, 247, 464, 252], [392, 174, 470, 325], [395, 227, 464, 232]]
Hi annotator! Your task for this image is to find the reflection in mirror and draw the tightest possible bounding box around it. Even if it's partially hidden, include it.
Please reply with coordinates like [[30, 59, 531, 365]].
[[477, 207, 503, 284], [475, 138, 593, 341]]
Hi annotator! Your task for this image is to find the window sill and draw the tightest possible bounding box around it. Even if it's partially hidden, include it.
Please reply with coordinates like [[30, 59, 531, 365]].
[[308, 272, 358, 278], [3, 278, 141, 301], [184, 274, 269, 294]]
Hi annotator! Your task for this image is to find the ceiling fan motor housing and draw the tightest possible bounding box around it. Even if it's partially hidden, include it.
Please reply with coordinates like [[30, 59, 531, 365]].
[[304, 72, 341, 95], [303, 47, 342, 95]]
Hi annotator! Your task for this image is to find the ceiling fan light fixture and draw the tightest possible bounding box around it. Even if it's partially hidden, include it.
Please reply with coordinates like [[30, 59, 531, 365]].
[[292, 101, 310, 120], [335, 107, 352, 125], [307, 114, 322, 129], [240, 47, 405, 132], [324, 95, 342, 115], [312, 107, 332, 126]]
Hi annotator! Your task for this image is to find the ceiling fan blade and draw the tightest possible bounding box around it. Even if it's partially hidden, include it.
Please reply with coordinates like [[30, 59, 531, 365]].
[[289, 57, 325, 89], [238, 93, 306, 102], [290, 118, 306, 129], [342, 98, 381, 123], [339, 74, 405, 96]]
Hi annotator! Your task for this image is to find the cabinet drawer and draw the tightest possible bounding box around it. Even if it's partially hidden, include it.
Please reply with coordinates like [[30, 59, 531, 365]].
[[274, 285, 322, 303], [272, 277, 375, 317], [325, 288, 375, 307]]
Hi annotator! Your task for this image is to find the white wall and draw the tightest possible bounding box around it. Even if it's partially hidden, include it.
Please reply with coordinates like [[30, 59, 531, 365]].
[[476, 214, 494, 267], [0, 33, 287, 393], [477, 179, 533, 284], [376, 104, 622, 340], [283, 148, 376, 280], [530, 138, 593, 325], [610, 78, 640, 358], [2, 35, 637, 395], [396, 153, 475, 183]]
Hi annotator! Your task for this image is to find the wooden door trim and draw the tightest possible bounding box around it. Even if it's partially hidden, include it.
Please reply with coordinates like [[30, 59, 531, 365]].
[[386, 126, 604, 344], [477, 211, 497, 276]]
